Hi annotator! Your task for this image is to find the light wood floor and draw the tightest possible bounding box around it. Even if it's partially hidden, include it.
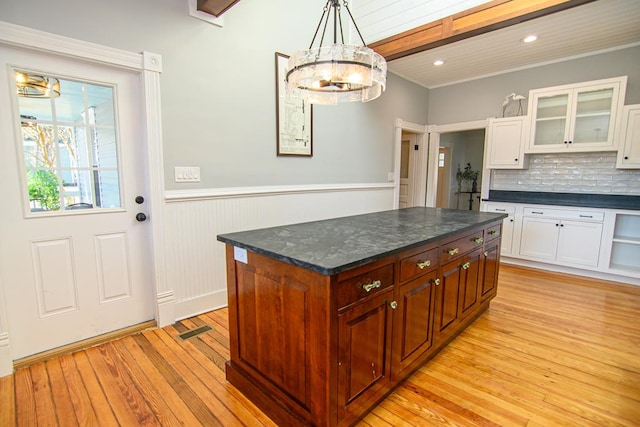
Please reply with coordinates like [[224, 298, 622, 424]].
[[1, 264, 640, 426]]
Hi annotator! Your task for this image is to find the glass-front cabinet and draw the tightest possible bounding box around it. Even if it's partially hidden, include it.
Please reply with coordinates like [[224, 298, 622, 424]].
[[526, 76, 627, 153]]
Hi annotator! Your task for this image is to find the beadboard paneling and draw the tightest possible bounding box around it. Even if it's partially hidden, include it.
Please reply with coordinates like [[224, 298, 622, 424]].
[[163, 184, 395, 320], [354, 0, 492, 43]]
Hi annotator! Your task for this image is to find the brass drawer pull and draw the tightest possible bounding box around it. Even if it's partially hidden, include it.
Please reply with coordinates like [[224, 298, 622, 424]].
[[489, 230, 498, 236], [462, 262, 471, 270], [484, 251, 489, 257], [433, 278, 440, 286], [473, 237, 483, 244], [447, 248, 459, 256], [389, 301, 398, 309], [362, 280, 382, 292], [416, 260, 431, 269]]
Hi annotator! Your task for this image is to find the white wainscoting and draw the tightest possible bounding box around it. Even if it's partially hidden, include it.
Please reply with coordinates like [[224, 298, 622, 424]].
[[163, 183, 395, 320]]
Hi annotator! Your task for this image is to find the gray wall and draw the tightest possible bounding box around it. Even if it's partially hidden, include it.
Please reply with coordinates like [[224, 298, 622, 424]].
[[427, 46, 640, 125], [0, 0, 428, 190]]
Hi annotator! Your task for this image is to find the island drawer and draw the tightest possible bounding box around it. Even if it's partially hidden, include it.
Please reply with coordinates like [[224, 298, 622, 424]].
[[440, 230, 484, 263], [485, 223, 502, 242], [336, 263, 395, 309], [399, 247, 439, 282]]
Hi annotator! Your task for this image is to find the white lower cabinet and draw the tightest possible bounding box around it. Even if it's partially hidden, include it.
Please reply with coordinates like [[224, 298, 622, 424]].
[[482, 201, 639, 283], [520, 217, 559, 261], [556, 220, 603, 266], [482, 203, 517, 256], [520, 208, 603, 267]]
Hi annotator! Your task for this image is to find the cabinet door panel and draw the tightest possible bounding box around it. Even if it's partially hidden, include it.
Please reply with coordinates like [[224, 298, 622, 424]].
[[501, 216, 515, 256], [520, 217, 559, 260], [532, 92, 570, 146], [435, 261, 461, 338], [392, 272, 435, 377], [573, 87, 614, 144], [487, 118, 526, 168], [338, 289, 393, 421], [458, 251, 482, 319], [557, 220, 603, 266], [617, 106, 640, 168], [481, 241, 500, 301]]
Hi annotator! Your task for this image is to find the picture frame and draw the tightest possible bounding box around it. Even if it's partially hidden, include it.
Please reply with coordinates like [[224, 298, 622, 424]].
[[275, 52, 312, 156]]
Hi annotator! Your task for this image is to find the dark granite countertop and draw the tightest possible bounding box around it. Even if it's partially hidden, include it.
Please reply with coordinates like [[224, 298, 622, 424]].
[[217, 207, 506, 276], [485, 190, 640, 210]]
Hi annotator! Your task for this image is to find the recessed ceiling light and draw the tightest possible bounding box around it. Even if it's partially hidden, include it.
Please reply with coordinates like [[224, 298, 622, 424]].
[[433, 59, 445, 66], [522, 35, 538, 43]]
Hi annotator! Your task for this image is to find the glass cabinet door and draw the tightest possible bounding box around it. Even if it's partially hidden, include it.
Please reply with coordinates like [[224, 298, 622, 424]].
[[573, 87, 614, 144], [533, 93, 569, 146]]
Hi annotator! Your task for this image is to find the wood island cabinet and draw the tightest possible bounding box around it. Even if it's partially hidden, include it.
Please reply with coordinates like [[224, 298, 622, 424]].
[[219, 209, 505, 426]]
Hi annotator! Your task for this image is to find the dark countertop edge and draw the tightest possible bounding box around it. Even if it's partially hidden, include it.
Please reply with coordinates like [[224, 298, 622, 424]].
[[484, 190, 640, 211], [217, 213, 507, 276]]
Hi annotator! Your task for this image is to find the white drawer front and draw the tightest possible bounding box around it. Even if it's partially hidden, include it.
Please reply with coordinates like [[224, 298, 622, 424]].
[[523, 207, 604, 222], [483, 203, 516, 214]]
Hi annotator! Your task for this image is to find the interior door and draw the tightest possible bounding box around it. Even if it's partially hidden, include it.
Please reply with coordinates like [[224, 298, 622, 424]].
[[0, 45, 155, 359], [399, 134, 416, 208]]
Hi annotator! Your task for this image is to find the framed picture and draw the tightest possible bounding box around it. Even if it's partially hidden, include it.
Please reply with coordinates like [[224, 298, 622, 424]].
[[275, 52, 312, 156]]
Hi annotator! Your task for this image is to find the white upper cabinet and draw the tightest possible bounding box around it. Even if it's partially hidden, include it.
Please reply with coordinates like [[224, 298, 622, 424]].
[[526, 76, 627, 153], [616, 105, 640, 169], [485, 116, 528, 169]]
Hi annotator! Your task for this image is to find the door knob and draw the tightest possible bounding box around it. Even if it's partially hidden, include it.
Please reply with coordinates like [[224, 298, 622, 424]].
[[136, 213, 147, 222], [135, 196, 145, 204]]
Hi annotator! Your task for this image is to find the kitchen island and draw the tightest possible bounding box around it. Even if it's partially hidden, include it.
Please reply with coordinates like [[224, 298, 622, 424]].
[[217, 207, 506, 426]]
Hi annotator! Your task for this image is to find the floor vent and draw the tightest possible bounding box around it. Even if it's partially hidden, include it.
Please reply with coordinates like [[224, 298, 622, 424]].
[[177, 324, 213, 341]]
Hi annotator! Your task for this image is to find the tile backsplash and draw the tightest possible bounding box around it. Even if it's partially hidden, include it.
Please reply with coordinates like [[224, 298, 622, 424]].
[[491, 152, 640, 195]]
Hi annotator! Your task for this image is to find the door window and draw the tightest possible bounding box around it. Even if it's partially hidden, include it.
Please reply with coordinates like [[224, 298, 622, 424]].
[[14, 69, 122, 213]]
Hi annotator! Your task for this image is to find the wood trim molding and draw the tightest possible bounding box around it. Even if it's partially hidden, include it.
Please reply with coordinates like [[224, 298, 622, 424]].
[[197, 0, 241, 17], [12, 321, 156, 370], [369, 0, 597, 61]]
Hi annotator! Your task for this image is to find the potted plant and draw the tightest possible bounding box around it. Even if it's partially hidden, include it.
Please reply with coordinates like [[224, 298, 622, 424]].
[[460, 162, 479, 192]]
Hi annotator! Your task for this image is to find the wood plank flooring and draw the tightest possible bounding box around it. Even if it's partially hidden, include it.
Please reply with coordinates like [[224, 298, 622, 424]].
[[1, 264, 640, 426]]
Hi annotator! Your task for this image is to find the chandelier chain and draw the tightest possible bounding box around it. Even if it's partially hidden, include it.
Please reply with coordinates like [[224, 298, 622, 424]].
[[343, 1, 367, 46], [309, 0, 332, 49]]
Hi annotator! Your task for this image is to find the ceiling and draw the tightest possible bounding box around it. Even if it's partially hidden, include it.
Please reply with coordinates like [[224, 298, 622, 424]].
[[387, 0, 640, 89]]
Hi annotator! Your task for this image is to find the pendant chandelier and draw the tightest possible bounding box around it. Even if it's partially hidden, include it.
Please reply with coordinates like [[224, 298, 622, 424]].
[[286, 0, 387, 105], [15, 71, 61, 98]]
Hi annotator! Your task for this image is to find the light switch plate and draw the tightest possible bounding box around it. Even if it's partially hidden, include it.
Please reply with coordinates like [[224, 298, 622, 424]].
[[174, 166, 201, 183]]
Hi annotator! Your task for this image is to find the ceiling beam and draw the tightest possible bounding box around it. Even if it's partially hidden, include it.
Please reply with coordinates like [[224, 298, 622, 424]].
[[197, 0, 241, 17], [369, 0, 597, 61]]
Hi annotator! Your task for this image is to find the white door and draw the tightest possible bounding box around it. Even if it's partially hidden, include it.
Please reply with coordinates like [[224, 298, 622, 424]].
[[0, 45, 155, 359], [399, 134, 417, 208]]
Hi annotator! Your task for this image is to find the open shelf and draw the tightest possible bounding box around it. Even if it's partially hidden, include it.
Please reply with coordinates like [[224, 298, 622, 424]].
[[610, 214, 640, 273]]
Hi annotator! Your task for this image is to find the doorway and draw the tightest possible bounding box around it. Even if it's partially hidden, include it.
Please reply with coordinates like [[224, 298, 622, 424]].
[[435, 129, 485, 211], [399, 132, 418, 208], [426, 120, 488, 209], [393, 120, 428, 209]]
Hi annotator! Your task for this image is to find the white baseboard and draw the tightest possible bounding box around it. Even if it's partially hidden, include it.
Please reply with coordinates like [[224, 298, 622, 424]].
[[501, 257, 640, 286], [0, 333, 12, 377], [174, 290, 228, 321], [156, 291, 175, 328]]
